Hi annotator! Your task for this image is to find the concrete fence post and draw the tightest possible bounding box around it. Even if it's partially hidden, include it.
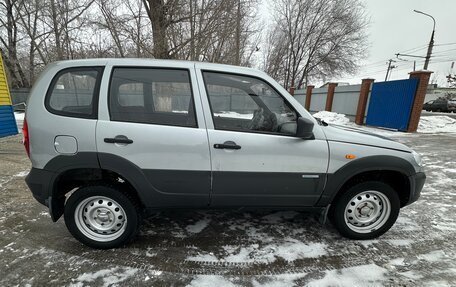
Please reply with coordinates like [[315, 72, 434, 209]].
[[355, 78, 375, 125], [305, 85, 314, 110], [325, 83, 338, 111], [407, 70, 433, 132]]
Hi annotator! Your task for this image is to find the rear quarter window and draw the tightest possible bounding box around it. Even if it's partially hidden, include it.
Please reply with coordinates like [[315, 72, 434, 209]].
[[45, 67, 103, 119]]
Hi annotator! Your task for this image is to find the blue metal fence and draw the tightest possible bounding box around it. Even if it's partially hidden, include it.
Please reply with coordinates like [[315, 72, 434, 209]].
[[366, 79, 419, 131], [0, 105, 18, 137]]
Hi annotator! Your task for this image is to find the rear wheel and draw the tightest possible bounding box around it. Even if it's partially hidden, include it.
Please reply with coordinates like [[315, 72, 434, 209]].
[[330, 181, 400, 240], [64, 185, 141, 249]]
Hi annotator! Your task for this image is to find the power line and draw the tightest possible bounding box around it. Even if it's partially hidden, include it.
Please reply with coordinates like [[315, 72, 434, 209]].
[[434, 42, 456, 47]]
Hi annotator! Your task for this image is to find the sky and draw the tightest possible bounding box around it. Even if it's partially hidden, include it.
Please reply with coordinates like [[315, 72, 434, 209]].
[[261, 0, 456, 87]]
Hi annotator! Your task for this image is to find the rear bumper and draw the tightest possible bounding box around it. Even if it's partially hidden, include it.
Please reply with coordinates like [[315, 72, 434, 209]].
[[25, 168, 55, 207], [406, 172, 426, 206]]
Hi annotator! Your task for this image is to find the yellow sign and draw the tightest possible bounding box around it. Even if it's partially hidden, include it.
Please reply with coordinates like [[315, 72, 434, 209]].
[[0, 53, 12, 106]]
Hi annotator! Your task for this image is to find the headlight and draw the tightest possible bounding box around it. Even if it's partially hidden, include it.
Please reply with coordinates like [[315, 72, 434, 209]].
[[412, 150, 422, 166]]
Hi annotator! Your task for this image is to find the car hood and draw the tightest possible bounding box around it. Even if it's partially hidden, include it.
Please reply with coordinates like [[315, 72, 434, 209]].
[[321, 124, 412, 152]]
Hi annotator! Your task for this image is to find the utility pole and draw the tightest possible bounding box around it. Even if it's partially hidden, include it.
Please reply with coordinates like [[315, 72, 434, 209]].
[[385, 59, 397, 81], [413, 10, 435, 70]]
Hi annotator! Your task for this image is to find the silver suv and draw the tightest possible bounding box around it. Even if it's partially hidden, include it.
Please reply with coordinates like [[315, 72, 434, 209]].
[[24, 59, 425, 249]]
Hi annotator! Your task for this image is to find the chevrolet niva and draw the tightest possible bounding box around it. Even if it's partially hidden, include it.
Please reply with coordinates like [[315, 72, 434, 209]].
[[24, 59, 425, 249]]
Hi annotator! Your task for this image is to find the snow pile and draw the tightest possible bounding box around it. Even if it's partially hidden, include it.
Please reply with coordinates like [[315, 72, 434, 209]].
[[14, 112, 24, 131], [308, 264, 387, 286], [73, 267, 138, 287], [313, 111, 456, 134], [186, 218, 210, 233], [14, 112, 25, 121], [313, 111, 350, 125], [418, 116, 456, 133]]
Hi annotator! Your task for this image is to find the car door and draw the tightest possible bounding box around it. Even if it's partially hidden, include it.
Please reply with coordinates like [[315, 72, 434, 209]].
[[96, 62, 211, 207], [195, 66, 329, 207]]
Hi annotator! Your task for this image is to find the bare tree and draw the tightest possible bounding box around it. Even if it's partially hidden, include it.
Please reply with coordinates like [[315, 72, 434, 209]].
[[141, 0, 258, 63], [44, 0, 95, 60], [0, 0, 29, 88], [1, 0, 262, 86], [264, 0, 368, 89]]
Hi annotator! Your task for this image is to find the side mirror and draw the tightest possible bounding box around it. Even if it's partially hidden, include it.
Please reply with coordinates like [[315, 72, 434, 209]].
[[296, 117, 314, 139]]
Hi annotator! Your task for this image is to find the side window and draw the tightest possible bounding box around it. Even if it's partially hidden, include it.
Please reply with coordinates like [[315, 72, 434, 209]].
[[203, 72, 298, 134], [46, 67, 103, 118], [109, 68, 197, 127]]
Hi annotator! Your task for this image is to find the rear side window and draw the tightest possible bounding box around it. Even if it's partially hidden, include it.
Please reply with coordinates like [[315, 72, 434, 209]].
[[45, 67, 103, 118], [109, 68, 197, 127]]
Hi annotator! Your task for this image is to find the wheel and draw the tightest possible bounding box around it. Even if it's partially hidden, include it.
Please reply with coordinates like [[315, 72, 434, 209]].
[[330, 181, 400, 240], [64, 185, 141, 249]]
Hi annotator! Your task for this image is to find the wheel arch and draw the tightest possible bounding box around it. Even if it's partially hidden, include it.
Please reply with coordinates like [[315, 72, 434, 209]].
[[317, 155, 415, 208], [44, 152, 151, 222]]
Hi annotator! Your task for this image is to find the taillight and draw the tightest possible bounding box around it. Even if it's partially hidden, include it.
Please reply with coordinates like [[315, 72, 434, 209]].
[[23, 118, 30, 158]]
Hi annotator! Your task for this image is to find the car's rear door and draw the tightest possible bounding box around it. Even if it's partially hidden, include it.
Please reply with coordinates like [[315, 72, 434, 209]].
[[96, 61, 211, 207]]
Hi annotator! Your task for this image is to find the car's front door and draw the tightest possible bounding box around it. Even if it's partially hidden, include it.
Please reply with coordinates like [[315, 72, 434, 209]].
[[96, 63, 211, 207], [196, 68, 329, 207]]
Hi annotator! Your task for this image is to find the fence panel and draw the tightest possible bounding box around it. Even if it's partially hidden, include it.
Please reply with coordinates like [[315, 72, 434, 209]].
[[366, 79, 419, 131], [331, 85, 361, 117], [309, 87, 327, 112]]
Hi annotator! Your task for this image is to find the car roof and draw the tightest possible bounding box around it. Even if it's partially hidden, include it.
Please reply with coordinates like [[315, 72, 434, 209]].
[[48, 58, 260, 74]]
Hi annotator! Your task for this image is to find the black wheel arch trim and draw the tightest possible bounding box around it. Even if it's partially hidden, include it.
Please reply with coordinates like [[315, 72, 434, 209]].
[[316, 155, 416, 207], [41, 152, 153, 221]]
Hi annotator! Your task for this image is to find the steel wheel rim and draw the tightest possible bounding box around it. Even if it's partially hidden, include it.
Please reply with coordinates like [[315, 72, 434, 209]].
[[344, 190, 391, 234], [74, 196, 127, 242]]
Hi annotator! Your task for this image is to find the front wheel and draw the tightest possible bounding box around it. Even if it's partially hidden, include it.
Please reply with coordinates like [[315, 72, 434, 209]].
[[64, 185, 141, 249], [330, 181, 400, 240]]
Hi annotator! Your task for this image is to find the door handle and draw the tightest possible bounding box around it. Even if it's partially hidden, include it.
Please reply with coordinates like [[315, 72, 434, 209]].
[[104, 135, 133, 144], [214, 141, 241, 150]]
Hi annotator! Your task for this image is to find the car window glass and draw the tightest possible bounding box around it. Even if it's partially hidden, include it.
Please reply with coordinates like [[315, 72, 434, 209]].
[[47, 68, 101, 118], [109, 68, 196, 127], [203, 72, 297, 134]]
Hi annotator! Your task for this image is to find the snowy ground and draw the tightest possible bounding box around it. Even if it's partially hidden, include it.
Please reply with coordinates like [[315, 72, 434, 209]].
[[1, 114, 455, 286], [313, 110, 456, 135]]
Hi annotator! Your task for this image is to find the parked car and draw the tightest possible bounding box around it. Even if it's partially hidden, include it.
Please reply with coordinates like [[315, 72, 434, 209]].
[[423, 97, 455, 112], [449, 99, 456, 112], [24, 59, 426, 249]]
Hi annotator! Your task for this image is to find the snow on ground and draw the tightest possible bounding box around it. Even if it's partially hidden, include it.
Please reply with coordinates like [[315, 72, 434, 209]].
[[13, 112, 25, 121], [186, 218, 210, 234], [14, 112, 24, 131], [186, 275, 238, 287], [187, 239, 327, 263], [418, 115, 456, 133], [70, 267, 138, 287], [313, 110, 456, 135], [306, 264, 388, 287], [312, 111, 350, 125]]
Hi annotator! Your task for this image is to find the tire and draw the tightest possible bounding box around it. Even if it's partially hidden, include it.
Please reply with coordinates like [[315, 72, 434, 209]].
[[330, 181, 400, 240], [64, 185, 141, 249]]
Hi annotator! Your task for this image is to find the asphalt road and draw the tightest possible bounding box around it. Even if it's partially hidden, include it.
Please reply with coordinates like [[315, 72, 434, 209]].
[[0, 133, 455, 286]]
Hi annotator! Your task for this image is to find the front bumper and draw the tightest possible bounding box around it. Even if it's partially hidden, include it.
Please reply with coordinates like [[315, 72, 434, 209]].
[[406, 172, 426, 206], [25, 168, 55, 207]]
